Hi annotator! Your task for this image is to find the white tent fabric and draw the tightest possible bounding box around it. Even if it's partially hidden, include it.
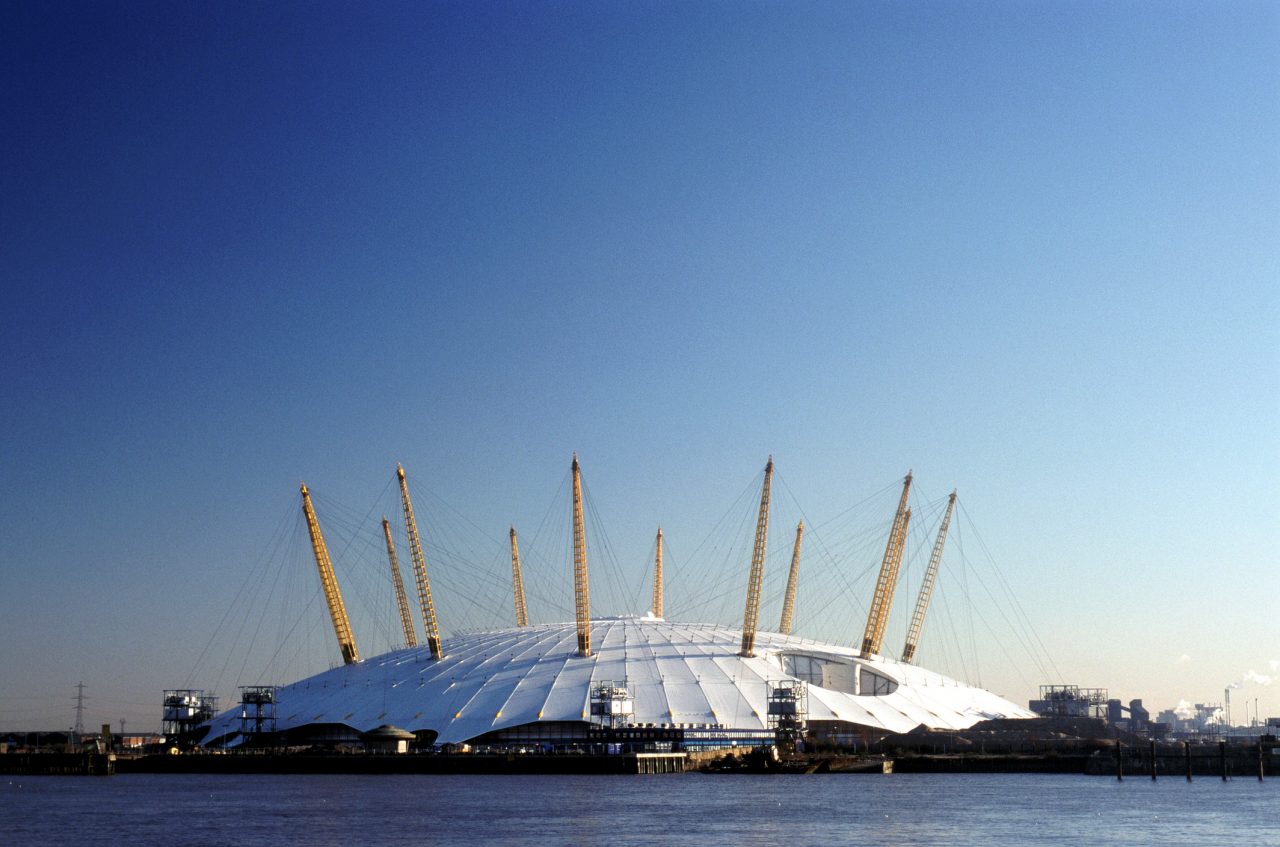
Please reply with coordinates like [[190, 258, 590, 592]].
[[203, 616, 1033, 744]]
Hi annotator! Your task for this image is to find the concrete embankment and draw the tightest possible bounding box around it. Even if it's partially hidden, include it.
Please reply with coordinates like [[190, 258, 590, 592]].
[[1084, 743, 1274, 778], [0, 753, 115, 776], [117, 751, 689, 775], [891, 753, 1090, 773]]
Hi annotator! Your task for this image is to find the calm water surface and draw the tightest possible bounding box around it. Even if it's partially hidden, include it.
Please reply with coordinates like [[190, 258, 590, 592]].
[[2, 773, 1275, 846]]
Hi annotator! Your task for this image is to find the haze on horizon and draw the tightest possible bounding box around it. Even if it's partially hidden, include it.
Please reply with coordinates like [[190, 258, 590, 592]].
[[1, 1, 1276, 733]]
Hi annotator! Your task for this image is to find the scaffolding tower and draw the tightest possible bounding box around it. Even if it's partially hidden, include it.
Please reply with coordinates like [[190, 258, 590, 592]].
[[767, 679, 808, 751], [238, 686, 278, 736], [162, 690, 219, 741], [589, 680, 634, 730]]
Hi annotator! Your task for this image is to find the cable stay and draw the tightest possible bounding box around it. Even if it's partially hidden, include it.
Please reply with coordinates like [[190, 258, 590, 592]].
[[509, 527, 529, 627], [739, 456, 774, 657], [778, 521, 804, 635], [860, 472, 913, 658], [397, 464, 443, 660], [382, 517, 419, 648], [901, 490, 956, 664], [300, 482, 360, 665]]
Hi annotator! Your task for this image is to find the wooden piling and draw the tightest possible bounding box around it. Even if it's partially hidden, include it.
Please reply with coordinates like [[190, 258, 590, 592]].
[[1219, 739, 1228, 781], [1150, 739, 1157, 780], [1184, 741, 1192, 782]]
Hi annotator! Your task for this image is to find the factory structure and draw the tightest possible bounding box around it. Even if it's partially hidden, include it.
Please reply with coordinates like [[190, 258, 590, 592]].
[[192, 457, 1034, 752]]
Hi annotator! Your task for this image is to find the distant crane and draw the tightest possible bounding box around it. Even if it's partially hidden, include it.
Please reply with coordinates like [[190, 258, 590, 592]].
[[778, 521, 804, 635], [652, 527, 664, 619], [740, 457, 774, 657], [397, 464, 443, 660], [860, 472, 912, 658], [510, 527, 529, 627], [571, 454, 591, 657], [300, 483, 360, 664], [382, 516, 418, 648], [901, 491, 956, 664]]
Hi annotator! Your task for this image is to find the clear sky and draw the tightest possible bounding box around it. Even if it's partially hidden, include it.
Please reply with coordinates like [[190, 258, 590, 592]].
[[2, 1, 1277, 732]]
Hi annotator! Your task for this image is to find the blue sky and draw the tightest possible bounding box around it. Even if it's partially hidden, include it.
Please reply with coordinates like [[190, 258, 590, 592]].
[[2, 1, 1277, 731]]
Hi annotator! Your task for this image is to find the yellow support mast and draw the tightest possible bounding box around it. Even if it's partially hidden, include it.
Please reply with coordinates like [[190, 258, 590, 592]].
[[510, 526, 529, 628], [652, 527, 664, 619], [382, 517, 418, 648], [860, 472, 913, 658], [397, 464, 443, 660], [571, 454, 591, 657], [739, 457, 774, 657], [299, 483, 360, 665], [778, 521, 804, 635], [902, 491, 956, 664]]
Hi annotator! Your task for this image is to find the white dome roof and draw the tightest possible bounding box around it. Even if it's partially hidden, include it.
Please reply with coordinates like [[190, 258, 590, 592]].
[[204, 616, 1032, 745]]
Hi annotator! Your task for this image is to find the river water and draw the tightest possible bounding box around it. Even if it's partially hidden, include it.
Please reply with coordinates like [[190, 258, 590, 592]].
[[2, 772, 1275, 846]]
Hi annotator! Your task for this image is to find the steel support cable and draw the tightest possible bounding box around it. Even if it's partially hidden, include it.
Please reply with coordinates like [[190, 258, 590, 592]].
[[774, 472, 887, 632], [231, 514, 306, 691], [885, 516, 936, 665], [799, 530, 893, 645], [211, 509, 301, 696], [514, 536, 573, 620], [681, 529, 753, 624], [308, 505, 398, 655], [957, 544, 1052, 683], [663, 472, 760, 605], [257, 589, 323, 683], [272, 520, 305, 676], [402, 473, 521, 646], [933, 581, 970, 682], [312, 509, 398, 651], [415, 481, 522, 626], [184, 492, 298, 688], [964, 593, 1038, 693], [795, 505, 907, 634], [523, 467, 573, 620], [580, 476, 629, 616], [634, 533, 658, 615], [949, 514, 1053, 682], [310, 487, 399, 652], [956, 499, 1062, 681], [951, 522, 983, 685], [676, 519, 752, 615], [674, 487, 758, 618], [809, 477, 907, 532]]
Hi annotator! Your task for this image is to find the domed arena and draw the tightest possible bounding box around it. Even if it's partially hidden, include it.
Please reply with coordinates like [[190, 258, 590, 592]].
[[201, 615, 1032, 749], [194, 457, 1035, 752]]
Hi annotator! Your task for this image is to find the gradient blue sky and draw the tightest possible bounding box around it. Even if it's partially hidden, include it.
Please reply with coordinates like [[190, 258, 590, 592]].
[[2, 1, 1277, 731]]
